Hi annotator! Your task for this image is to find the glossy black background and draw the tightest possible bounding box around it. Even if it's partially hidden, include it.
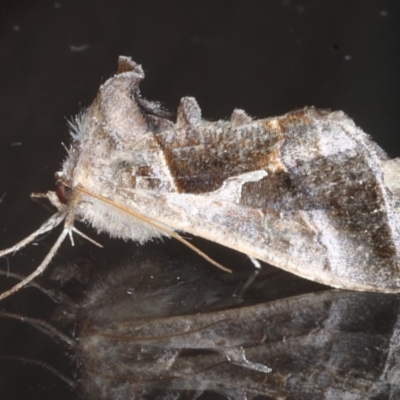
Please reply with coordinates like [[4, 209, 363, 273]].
[[0, 1, 399, 399]]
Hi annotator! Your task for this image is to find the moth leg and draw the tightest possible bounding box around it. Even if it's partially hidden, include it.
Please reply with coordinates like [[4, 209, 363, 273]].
[[0, 211, 66, 258], [31, 190, 63, 210], [159, 349, 180, 371], [248, 256, 262, 270], [0, 192, 65, 262], [234, 256, 261, 299], [0, 267, 76, 309], [71, 227, 103, 248], [0, 310, 75, 348], [0, 356, 75, 388], [222, 347, 271, 373], [0, 227, 69, 301]]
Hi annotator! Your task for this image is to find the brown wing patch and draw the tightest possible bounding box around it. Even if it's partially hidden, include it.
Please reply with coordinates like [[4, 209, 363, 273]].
[[241, 152, 397, 265], [155, 116, 296, 194]]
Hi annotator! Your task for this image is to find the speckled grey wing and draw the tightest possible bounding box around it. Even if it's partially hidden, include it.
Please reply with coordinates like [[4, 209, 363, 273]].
[[68, 56, 400, 292], [151, 103, 400, 292]]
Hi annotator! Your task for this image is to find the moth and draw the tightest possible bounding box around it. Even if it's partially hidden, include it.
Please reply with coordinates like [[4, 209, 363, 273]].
[[1, 248, 400, 399], [2, 55, 400, 298]]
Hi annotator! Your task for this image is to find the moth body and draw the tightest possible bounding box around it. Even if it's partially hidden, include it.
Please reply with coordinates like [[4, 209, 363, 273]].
[[59, 57, 400, 292], [1, 55, 400, 297]]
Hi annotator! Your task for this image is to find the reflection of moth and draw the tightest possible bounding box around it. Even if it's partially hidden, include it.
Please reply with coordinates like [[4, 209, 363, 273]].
[[2, 56, 400, 297], [2, 249, 399, 399]]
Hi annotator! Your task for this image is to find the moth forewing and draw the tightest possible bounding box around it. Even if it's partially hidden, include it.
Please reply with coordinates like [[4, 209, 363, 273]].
[[2, 55, 400, 296]]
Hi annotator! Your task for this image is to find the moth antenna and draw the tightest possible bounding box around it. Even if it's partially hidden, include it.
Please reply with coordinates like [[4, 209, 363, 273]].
[[0, 311, 75, 348], [0, 228, 69, 301], [0, 211, 66, 258], [0, 268, 76, 308], [74, 185, 232, 273], [0, 356, 75, 388]]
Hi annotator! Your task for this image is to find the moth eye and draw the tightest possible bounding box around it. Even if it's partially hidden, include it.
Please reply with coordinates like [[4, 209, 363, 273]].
[[56, 181, 71, 204]]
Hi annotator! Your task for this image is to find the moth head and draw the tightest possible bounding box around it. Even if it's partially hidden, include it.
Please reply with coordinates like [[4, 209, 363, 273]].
[[55, 172, 72, 205]]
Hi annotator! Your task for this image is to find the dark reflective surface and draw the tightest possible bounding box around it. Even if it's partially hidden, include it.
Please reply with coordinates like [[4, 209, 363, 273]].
[[75, 250, 400, 399], [1, 242, 400, 399]]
